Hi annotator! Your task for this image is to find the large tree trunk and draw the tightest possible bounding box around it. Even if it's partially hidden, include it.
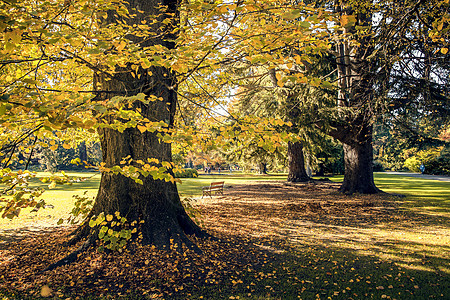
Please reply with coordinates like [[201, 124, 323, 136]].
[[89, 98, 204, 247], [330, 120, 380, 194], [287, 141, 310, 182], [74, 0, 204, 248], [330, 4, 381, 194], [340, 133, 379, 194]]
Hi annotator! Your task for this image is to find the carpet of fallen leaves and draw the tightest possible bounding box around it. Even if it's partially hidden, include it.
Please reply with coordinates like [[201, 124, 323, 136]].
[[1, 181, 448, 299]]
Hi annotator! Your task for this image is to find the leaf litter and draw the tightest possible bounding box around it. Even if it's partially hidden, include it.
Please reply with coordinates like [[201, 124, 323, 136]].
[[0, 180, 448, 299]]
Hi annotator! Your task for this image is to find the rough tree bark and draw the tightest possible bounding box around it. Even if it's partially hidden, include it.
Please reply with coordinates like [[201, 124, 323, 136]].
[[330, 4, 381, 194], [65, 0, 204, 251], [287, 141, 310, 182], [329, 119, 380, 194]]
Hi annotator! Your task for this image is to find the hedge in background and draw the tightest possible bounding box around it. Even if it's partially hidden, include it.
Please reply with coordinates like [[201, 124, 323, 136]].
[[175, 168, 199, 178]]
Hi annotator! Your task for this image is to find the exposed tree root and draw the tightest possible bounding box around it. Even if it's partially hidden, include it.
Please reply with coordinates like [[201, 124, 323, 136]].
[[338, 184, 382, 195], [64, 221, 91, 247], [43, 232, 97, 272], [287, 176, 311, 183]]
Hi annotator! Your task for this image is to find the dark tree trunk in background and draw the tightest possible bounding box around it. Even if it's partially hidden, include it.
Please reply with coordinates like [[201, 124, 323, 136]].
[[258, 162, 268, 174], [287, 141, 310, 182], [74, 0, 204, 248], [341, 140, 378, 194], [78, 141, 88, 164]]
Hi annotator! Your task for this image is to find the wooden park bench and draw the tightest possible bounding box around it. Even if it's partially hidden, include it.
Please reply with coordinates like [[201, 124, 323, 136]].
[[202, 181, 224, 198]]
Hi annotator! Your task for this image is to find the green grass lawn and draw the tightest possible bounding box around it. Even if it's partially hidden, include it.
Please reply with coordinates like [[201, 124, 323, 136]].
[[178, 173, 287, 198], [0, 172, 286, 230], [1, 172, 448, 230], [327, 172, 450, 214], [0, 172, 101, 230]]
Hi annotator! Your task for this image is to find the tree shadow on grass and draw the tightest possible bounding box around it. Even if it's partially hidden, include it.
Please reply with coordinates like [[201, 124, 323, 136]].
[[192, 181, 449, 298], [0, 226, 68, 250], [1, 227, 447, 300]]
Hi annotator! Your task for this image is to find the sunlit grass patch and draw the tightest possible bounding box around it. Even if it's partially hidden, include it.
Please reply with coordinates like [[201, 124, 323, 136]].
[[0, 172, 285, 230], [0, 172, 100, 230]]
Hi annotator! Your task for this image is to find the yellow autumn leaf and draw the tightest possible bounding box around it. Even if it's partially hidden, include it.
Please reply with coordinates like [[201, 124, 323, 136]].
[[40, 285, 52, 297], [116, 40, 126, 52], [137, 125, 147, 133], [140, 58, 151, 69], [441, 48, 448, 54], [341, 15, 356, 28], [275, 72, 282, 82], [62, 143, 71, 149], [106, 214, 113, 222]]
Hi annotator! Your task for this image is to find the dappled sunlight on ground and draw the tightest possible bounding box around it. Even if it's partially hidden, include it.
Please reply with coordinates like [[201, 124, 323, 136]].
[[196, 181, 450, 276], [1, 178, 448, 299]]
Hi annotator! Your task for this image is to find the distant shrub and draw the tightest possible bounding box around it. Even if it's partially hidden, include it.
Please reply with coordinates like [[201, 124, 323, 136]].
[[175, 168, 198, 178], [403, 147, 442, 173], [403, 156, 421, 173], [424, 147, 450, 175], [321, 158, 344, 175]]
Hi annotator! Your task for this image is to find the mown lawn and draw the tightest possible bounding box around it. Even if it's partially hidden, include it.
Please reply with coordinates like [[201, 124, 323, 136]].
[[0, 172, 286, 230], [2, 172, 448, 230]]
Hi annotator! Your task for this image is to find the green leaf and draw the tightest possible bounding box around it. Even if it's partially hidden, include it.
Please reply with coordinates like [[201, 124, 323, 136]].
[[0, 104, 6, 116], [282, 9, 301, 20], [300, 21, 310, 29], [0, 94, 10, 101], [140, 58, 151, 69], [89, 218, 96, 228], [321, 80, 333, 89], [21, 78, 39, 85]]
